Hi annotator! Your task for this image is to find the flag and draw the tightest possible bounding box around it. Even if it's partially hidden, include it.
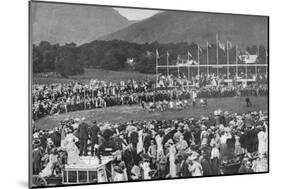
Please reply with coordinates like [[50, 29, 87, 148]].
[[227, 41, 232, 49], [207, 41, 211, 47], [188, 52, 192, 58], [198, 46, 202, 53], [167, 51, 170, 57], [156, 49, 160, 59], [219, 42, 225, 51]]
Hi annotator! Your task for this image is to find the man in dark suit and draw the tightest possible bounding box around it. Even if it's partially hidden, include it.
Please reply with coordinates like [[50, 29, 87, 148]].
[[179, 154, 191, 177], [78, 121, 89, 156], [200, 150, 212, 176], [89, 121, 100, 156]]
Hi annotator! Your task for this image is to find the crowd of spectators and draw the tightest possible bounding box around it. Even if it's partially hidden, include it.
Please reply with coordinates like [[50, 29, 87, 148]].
[[32, 73, 268, 120], [32, 109, 268, 181], [157, 72, 268, 88]]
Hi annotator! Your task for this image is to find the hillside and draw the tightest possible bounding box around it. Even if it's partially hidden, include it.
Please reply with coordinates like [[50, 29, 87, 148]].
[[30, 2, 134, 45], [101, 11, 268, 47]]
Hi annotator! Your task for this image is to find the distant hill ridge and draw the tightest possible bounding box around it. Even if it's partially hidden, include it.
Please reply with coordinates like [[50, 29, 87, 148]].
[[31, 2, 135, 45], [101, 11, 268, 48]]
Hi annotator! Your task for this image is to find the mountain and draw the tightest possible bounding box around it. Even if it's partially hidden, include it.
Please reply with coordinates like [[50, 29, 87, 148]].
[[30, 2, 135, 45], [101, 11, 268, 47]]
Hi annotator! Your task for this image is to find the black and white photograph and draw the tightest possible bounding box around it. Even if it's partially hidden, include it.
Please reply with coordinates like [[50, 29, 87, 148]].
[[29, 1, 269, 188]]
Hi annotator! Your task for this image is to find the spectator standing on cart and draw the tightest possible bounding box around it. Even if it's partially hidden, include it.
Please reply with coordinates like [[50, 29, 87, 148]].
[[78, 119, 89, 156], [89, 121, 100, 156]]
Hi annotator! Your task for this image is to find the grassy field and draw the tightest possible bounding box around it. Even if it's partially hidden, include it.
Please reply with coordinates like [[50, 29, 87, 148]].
[[33, 68, 155, 84], [35, 96, 268, 129]]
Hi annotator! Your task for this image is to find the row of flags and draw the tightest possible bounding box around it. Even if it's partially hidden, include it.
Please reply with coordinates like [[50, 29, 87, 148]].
[[156, 38, 263, 65]]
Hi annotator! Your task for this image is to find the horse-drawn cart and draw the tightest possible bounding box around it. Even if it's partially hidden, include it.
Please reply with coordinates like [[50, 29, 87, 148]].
[[32, 156, 114, 187]]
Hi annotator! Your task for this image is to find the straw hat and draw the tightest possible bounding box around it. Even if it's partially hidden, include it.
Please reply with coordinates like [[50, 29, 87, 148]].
[[47, 138, 54, 145], [74, 118, 80, 122], [188, 151, 199, 161], [224, 127, 231, 132]]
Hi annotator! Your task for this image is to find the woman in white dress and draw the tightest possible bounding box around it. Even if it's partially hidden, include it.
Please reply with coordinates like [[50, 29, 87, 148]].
[[168, 141, 177, 178], [140, 161, 151, 180], [234, 135, 243, 155], [62, 130, 80, 165], [137, 130, 144, 154], [252, 153, 268, 172], [155, 134, 164, 161], [200, 128, 208, 147], [219, 130, 232, 161], [175, 135, 188, 154], [39, 149, 58, 177], [257, 126, 268, 155], [188, 152, 203, 176]]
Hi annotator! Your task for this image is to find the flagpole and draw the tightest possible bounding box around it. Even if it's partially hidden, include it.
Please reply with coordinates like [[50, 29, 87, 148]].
[[177, 56, 179, 78], [198, 44, 200, 76], [216, 34, 219, 76], [255, 48, 258, 76], [265, 50, 268, 76], [245, 62, 248, 81], [84, 88, 86, 110], [207, 41, 209, 76], [156, 49, 158, 88], [187, 52, 189, 80], [167, 51, 169, 76], [236, 45, 238, 77], [176, 55, 180, 78], [187, 51, 190, 81], [227, 41, 229, 80]]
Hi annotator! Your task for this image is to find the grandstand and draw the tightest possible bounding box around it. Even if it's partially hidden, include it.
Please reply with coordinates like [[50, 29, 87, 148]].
[[155, 39, 268, 87]]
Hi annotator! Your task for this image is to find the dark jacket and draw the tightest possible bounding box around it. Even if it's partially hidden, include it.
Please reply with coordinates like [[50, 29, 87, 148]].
[[78, 122, 89, 139], [180, 160, 191, 177], [201, 158, 212, 176], [89, 124, 100, 144]]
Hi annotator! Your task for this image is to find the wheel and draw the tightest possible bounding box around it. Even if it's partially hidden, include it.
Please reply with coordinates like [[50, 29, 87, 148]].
[[32, 175, 47, 187]]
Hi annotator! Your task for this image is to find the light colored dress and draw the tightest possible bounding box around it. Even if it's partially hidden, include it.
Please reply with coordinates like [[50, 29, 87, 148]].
[[200, 131, 208, 146], [63, 133, 80, 165], [39, 154, 58, 177], [211, 147, 220, 159], [169, 145, 177, 178], [234, 135, 243, 155], [176, 139, 188, 153], [188, 161, 203, 176], [252, 157, 268, 172], [155, 135, 164, 160], [113, 170, 127, 182], [137, 130, 144, 154], [219, 133, 231, 160], [140, 162, 151, 180], [258, 131, 268, 155]]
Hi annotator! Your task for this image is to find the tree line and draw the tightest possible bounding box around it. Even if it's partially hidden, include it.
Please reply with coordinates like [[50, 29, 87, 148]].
[[32, 40, 267, 77]]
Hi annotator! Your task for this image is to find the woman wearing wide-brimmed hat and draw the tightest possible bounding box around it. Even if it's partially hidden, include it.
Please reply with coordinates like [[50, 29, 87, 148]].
[[257, 124, 268, 155], [187, 152, 203, 176], [167, 139, 177, 178], [219, 128, 232, 161], [39, 147, 59, 177], [62, 129, 80, 165], [234, 133, 243, 156]]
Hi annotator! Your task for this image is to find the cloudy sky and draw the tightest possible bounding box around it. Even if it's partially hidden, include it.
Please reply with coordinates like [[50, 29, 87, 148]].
[[114, 7, 159, 21]]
